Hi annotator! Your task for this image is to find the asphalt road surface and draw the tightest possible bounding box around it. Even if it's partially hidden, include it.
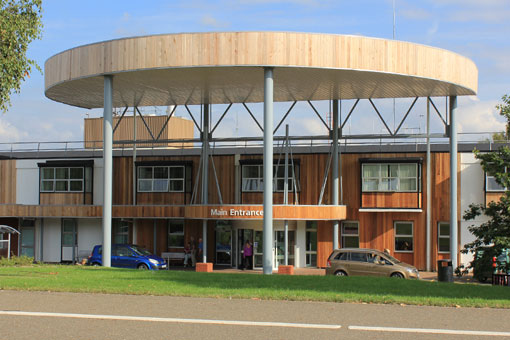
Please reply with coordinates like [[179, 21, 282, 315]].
[[1, 290, 509, 339]]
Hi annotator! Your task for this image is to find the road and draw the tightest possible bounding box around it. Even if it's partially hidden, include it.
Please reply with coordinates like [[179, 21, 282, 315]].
[[1, 290, 509, 339]]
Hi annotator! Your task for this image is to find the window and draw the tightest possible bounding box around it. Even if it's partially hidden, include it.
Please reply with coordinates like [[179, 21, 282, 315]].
[[113, 220, 129, 244], [341, 221, 359, 248], [394, 221, 413, 252], [350, 252, 368, 262], [62, 219, 77, 247], [168, 220, 184, 248], [241, 164, 300, 192], [486, 168, 507, 192], [438, 222, 450, 253], [138, 166, 185, 192], [305, 221, 317, 267], [362, 163, 420, 192], [41, 167, 85, 192]]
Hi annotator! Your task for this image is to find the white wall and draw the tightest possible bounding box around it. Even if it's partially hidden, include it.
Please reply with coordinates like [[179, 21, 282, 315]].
[[16, 159, 40, 204], [94, 158, 104, 205], [42, 218, 61, 263], [77, 218, 102, 259], [460, 153, 489, 267]]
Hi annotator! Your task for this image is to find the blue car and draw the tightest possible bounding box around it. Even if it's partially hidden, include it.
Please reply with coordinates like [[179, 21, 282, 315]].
[[87, 244, 167, 270]]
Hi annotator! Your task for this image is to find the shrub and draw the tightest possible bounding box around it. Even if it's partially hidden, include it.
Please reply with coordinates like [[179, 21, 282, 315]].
[[0, 255, 35, 267]]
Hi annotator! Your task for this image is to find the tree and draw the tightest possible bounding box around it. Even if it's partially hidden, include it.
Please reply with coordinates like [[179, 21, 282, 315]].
[[490, 94, 510, 142], [0, 0, 42, 112], [461, 145, 510, 278]]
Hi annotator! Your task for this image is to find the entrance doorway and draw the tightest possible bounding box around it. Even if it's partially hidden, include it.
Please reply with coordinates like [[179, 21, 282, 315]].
[[215, 222, 232, 266], [237, 229, 253, 269], [274, 230, 295, 268]]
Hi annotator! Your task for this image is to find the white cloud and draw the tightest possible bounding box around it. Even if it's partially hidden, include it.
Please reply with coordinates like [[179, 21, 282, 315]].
[[200, 14, 230, 29], [400, 8, 432, 20], [457, 98, 504, 134], [0, 117, 28, 143]]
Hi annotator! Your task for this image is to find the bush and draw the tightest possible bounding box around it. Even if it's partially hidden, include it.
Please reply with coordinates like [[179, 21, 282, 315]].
[[0, 255, 35, 267]]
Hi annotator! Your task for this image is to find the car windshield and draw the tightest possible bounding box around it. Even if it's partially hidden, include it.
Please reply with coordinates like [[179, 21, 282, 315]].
[[130, 245, 152, 256], [382, 253, 400, 264]]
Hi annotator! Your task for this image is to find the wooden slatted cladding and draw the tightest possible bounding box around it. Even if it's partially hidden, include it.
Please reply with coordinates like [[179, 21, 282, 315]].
[[0, 160, 16, 204], [84, 116, 194, 149], [40, 193, 92, 205]]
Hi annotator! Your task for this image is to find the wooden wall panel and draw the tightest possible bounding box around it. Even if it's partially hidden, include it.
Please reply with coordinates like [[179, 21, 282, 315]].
[[486, 192, 503, 206], [317, 221, 333, 268], [113, 157, 133, 205], [361, 192, 421, 209], [0, 160, 16, 204], [84, 116, 194, 149], [40, 193, 92, 205]]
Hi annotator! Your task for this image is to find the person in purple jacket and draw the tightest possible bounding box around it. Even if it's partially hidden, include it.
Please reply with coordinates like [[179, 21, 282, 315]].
[[243, 240, 253, 270]]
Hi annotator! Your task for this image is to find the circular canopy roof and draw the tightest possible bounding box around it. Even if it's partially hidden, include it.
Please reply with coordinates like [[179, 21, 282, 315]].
[[45, 32, 477, 109]]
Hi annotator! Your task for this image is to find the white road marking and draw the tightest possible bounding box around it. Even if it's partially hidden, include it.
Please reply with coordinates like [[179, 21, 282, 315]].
[[349, 325, 510, 337], [0, 310, 341, 330]]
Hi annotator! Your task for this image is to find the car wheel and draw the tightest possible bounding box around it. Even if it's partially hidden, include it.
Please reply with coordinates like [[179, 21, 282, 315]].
[[335, 270, 347, 277], [138, 263, 149, 270], [391, 272, 404, 279], [92, 262, 100, 267]]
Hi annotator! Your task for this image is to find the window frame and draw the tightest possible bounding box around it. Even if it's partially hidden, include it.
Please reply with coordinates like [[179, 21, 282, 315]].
[[137, 165, 185, 193], [341, 221, 359, 248], [394, 221, 414, 253], [437, 222, 450, 254], [40, 166, 85, 193], [361, 162, 421, 193], [168, 220, 185, 249], [485, 167, 508, 192], [305, 221, 317, 267], [241, 163, 300, 193]]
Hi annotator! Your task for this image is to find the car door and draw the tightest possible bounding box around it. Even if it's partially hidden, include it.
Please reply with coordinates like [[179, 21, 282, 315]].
[[349, 252, 370, 276], [115, 245, 136, 268]]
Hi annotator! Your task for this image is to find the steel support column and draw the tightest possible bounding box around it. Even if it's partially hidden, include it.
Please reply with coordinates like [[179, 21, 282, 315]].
[[132, 107, 137, 244], [263, 67, 274, 275], [284, 125, 289, 266], [332, 99, 339, 250], [102, 75, 113, 267], [449, 96, 458, 268], [426, 98, 432, 271], [202, 102, 210, 263]]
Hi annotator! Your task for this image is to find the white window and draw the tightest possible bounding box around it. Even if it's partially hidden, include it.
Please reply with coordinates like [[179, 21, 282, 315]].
[[305, 221, 317, 267], [138, 166, 185, 192], [394, 221, 413, 252], [486, 168, 507, 192], [362, 163, 419, 192], [168, 220, 184, 248], [113, 220, 129, 244], [41, 167, 84, 192], [438, 222, 450, 253], [341, 221, 359, 248], [241, 164, 299, 192]]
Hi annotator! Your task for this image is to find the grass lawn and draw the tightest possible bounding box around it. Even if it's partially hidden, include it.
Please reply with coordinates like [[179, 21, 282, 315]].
[[1, 265, 509, 308]]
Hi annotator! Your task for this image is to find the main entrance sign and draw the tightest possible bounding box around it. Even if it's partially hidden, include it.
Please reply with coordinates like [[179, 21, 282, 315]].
[[185, 205, 346, 220]]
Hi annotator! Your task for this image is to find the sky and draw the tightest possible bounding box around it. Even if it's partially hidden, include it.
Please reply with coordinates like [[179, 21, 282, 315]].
[[2, 0, 510, 146]]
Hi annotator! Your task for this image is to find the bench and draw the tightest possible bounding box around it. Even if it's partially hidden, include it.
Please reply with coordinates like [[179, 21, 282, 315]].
[[161, 252, 185, 267], [493, 273, 510, 286]]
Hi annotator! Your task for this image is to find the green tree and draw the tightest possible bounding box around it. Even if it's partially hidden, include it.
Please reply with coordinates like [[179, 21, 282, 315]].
[[0, 0, 42, 112], [490, 94, 510, 142], [462, 146, 510, 279]]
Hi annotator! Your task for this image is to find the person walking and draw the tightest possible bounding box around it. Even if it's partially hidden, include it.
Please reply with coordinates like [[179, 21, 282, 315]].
[[243, 240, 253, 270]]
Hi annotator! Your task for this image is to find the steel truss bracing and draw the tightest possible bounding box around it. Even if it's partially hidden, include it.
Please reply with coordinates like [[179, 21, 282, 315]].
[[105, 94, 455, 272]]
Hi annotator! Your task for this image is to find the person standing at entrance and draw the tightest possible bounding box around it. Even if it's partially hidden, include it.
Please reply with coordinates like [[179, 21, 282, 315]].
[[198, 238, 203, 262], [243, 240, 253, 270], [190, 237, 197, 267]]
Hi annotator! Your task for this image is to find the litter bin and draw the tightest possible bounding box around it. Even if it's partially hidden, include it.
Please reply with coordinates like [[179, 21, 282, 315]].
[[437, 259, 453, 283]]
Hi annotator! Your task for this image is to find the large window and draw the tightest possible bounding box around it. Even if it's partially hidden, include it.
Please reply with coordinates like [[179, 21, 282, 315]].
[[168, 220, 184, 248], [341, 221, 359, 248], [438, 222, 450, 253], [41, 167, 86, 192], [138, 166, 185, 192], [113, 220, 129, 244], [362, 163, 420, 192], [394, 221, 413, 252], [241, 164, 300, 192], [305, 221, 317, 267]]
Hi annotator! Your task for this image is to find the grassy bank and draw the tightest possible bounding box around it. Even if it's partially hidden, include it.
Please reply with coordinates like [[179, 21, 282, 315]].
[[1, 265, 509, 308]]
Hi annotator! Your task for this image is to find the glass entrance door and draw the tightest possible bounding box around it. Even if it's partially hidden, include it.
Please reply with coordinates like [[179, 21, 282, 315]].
[[274, 230, 295, 268], [253, 230, 263, 269], [237, 229, 253, 269], [215, 222, 232, 266]]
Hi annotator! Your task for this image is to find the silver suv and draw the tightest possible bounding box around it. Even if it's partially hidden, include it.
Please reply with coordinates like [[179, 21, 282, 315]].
[[326, 248, 419, 279]]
